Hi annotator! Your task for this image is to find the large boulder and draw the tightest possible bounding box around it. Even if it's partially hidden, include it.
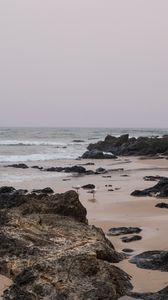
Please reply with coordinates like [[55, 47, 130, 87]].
[[82, 149, 117, 159], [86, 134, 168, 156], [0, 188, 132, 299]]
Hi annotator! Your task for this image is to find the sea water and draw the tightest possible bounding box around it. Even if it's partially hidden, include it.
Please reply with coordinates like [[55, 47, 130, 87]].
[[0, 127, 167, 183]]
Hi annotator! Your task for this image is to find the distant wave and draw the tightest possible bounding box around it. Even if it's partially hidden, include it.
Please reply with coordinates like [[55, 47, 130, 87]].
[[0, 153, 78, 163], [0, 140, 67, 147]]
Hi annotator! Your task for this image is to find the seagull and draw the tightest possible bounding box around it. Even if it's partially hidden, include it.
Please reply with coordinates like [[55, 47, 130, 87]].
[[90, 188, 97, 199], [72, 185, 81, 194]]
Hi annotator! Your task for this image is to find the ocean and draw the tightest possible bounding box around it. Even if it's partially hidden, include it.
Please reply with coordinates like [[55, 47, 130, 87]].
[[0, 127, 167, 184], [0, 127, 168, 163]]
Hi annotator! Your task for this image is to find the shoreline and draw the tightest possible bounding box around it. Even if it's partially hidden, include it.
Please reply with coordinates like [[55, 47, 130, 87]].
[[0, 156, 168, 297]]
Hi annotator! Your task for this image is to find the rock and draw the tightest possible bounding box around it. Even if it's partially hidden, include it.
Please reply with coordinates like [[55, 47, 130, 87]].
[[121, 235, 142, 243], [108, 189, 114, 192], [0, 189, 132, 299], [128, 285, 168, 299], [82, 149, 117, 159], [95, 167, 107, 174], [82, 184, 95, 190], [129, 250, 168, 271], [31, 166, 43, 170], [107, 227, 142, 236], [122, 249, 134, 253], [131, 178, 168, 197], [0, 186, 15, 194], [72, 139, 85, 143], [44, 166, 86, 174], [143, 175, 166, 181], [86, 134, 168, 156], [5, 163, 29, 169], [32, 187, 54, 194], [155, 202, 168, 209]]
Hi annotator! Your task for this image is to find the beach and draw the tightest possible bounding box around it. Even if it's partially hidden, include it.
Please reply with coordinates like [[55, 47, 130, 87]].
[[0, 156, 168, 297]]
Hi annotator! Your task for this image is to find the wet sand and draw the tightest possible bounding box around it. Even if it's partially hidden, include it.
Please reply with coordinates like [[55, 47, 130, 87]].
[[0, 157, 168, 296]]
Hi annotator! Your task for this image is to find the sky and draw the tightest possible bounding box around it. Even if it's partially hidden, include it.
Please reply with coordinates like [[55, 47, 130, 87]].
[[0, 0, 168, 127]]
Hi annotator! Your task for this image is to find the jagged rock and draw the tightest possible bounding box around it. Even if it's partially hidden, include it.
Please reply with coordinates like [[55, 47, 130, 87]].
[[155, 202, 168, 208], [0, 188, 132, 299], [82, 184, 95, 190], [130, 250, 168, 271], [131, 178, 168, 197], [5, 163, 29, 169], [82, 149, 117, 159], [86, 134, 168, 156], [107, 227, 142, 236], [32, 187, 54, 194], [121, 235, 142, 243]]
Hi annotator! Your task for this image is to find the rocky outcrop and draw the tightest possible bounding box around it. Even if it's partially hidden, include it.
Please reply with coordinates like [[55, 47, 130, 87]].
[[86, 134, 168, 156], [82, 149, 117, 159], [0, 188, 132, 299], [131, 178, 168, 197]]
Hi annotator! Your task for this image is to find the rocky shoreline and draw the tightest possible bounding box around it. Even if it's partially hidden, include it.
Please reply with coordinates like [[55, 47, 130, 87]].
[[0, 188, 132, 299]]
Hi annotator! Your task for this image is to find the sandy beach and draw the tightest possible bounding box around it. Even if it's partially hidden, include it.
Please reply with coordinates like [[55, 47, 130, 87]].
[[0, 156, 168, 297]]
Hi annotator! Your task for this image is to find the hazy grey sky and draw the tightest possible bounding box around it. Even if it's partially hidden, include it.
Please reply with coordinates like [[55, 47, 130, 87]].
[[0, 1, 168, 127]]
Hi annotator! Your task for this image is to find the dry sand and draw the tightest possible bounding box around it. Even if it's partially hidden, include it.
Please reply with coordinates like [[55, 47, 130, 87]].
[[0, 157, 168, 297]]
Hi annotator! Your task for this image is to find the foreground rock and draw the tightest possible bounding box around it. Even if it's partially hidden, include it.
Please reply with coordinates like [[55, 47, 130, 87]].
[[86, 134, 168, 156], [130, 250, 168, 271], [107, 227, 142, 236], [0, 188, 132, 299], [131, 178, 168, 197]]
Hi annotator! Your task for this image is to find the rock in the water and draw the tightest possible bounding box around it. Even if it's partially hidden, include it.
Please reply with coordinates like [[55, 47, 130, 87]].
[[121, 235, 142, 243], [82, 184, 95, 190], [155, 202, 168, 208], [130, 250, 168, 271], [82, 149, 117, 159], [0, 188, 132, 299], [5, 163, 29, 169], [131, 178, 168, 197], [107, 227, 142, 236]]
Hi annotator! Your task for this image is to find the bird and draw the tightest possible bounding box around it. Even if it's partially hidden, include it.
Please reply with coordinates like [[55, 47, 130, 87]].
[[72, 185, 81, 194]]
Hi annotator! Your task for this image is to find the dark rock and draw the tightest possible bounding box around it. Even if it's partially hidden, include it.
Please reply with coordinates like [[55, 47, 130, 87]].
[[32, 187, 54, 194], [44, 167, 64, 172], [143, 175, 166, 181], [129, 250, 168, 271], [5, 163, 29, 169], [122, 249, 134, 253], [0, 186, 15, 194], [102, 175, 112, 178], [44, 165, 86, 174], [107, 227, 142, 236], [131, 178, 168, 197], [0, 189, 132, 299], [85, 170, 95, 175], [72, 139, 85, 143], [82, 184, 95, 190], [128, 285, 168, 299], [155, 202, 168, 209], [95, 167, 107, 174], [31, 166, 43, 170], [86, 134, 168, 156], [82, 149, 117, 159], [121, 235, 142, 243], [108, 189, 114, 192]]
